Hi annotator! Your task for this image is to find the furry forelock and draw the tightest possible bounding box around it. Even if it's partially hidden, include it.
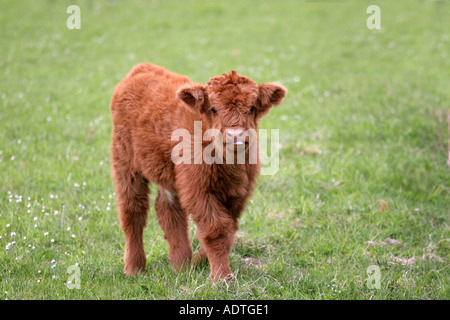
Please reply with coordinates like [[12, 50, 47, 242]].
[[206, 70, 257, 93], [206, 70, 258, 107]]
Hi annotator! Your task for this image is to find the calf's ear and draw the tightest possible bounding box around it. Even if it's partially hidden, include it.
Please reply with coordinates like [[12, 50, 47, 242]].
[[259, 83, 287, 107], [257, 83, 287, 118], [177, 84, 209, 114]]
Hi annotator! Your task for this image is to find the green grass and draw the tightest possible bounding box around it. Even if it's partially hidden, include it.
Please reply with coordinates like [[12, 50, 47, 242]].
[[0, 0, 449, 299]]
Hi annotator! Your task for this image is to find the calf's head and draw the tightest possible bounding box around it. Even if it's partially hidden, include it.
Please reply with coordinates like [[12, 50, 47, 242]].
[[177, 70, 286, 152]]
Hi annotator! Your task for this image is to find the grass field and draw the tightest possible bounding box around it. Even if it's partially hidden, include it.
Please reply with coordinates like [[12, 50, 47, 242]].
[[0, 0, 449, 300]]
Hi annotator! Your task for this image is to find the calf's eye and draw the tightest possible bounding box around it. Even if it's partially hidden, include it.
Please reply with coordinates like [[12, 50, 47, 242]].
[[211, 107, 217, 114], [250, 106, 255, 112]]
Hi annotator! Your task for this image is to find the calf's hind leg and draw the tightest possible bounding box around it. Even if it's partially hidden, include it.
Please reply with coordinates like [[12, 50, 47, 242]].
[[113, 169, 150, 276]]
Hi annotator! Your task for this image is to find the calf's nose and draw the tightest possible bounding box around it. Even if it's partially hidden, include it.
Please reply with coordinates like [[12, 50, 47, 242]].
[[226, 128, 245, 139]]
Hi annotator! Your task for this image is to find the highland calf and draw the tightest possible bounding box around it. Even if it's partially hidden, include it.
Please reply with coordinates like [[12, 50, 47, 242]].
[[110, 63, 286, 280]]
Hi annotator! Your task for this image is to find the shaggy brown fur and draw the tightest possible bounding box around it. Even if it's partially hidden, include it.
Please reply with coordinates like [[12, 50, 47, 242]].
[[110, 63, 286, 280]]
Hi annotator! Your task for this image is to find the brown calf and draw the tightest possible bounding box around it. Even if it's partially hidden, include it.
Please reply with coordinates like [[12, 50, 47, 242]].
[[110, 63, 286, 280]]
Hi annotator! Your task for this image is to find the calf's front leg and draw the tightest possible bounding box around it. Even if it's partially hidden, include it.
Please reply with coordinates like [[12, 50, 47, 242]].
[[155, 188, 192, 272], [187, 195, 238, 281]]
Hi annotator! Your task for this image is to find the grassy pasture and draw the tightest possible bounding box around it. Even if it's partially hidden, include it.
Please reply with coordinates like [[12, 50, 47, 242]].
[[0, 0, 449, 299]]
